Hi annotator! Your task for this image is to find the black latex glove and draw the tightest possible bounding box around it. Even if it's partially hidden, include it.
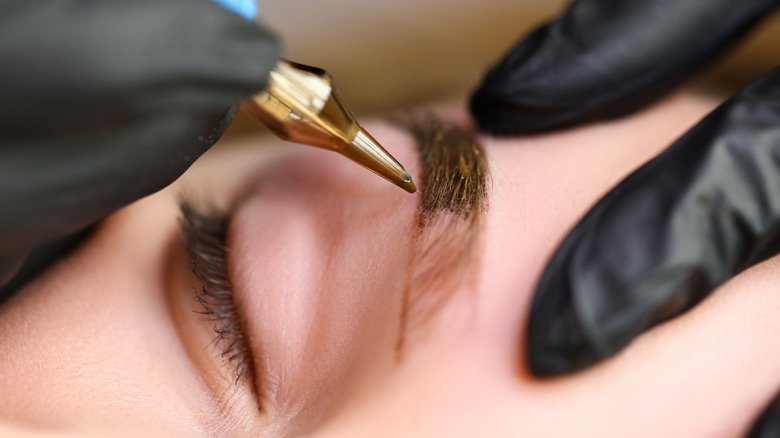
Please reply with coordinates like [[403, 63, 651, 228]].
[[470, 0, 780, 436], [0, 0, 280, 293]]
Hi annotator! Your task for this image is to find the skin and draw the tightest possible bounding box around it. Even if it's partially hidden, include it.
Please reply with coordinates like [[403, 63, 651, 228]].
[[2, 93, 780, 437]]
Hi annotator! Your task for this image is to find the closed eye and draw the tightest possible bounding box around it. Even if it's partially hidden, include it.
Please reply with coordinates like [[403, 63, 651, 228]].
[[178, 200, 254, 386]]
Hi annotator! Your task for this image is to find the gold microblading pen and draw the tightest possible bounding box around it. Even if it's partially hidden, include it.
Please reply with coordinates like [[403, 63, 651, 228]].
[[240, 60, 417, 194]]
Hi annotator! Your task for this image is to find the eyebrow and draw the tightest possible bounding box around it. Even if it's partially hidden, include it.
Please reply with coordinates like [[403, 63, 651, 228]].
[[393, 114, 489, 353]]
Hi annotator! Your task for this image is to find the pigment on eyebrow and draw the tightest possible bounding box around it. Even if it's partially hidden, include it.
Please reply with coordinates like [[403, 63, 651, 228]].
[[393, 114, 489, 351]]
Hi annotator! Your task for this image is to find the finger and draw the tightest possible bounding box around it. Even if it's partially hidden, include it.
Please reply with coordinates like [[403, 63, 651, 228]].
[[0, 107, 234, 289], [749, 392, 780, 437], [470, 0, 780, 134], [0, 106, 235, 255], [0, 0, 280, 135], [527, 66, 780, 376], [551, 255, 780, 437], [0, 252, 27, 294], [0, 0, 280, 288], [0, 228, 95, 300]]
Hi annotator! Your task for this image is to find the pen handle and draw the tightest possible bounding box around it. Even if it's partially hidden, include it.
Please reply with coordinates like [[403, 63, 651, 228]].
[[207, 0, 258, 20]]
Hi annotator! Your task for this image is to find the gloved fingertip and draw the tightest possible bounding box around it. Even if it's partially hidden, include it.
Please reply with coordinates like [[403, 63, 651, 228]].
[[469, 88, 571, 135], [173, 105, 239, 156], [470, 26, 570, 135], [469, 54, 659, 136], [747, 394, 780, 438], [469, 26, 605, 135], [0, 251, 29, 292], [212, 104, 240, 143], [527, 277, 602, 377]]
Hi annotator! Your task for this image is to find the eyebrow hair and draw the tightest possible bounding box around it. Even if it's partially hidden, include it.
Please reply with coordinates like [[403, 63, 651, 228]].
[[393, 114, 489, 353]]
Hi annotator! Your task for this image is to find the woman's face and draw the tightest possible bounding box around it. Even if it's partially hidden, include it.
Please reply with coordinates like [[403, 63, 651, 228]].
[[3, 94, 779, 437]]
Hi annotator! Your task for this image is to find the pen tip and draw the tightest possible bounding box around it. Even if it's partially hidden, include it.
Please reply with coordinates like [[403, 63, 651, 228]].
[[400, 172, 417, 193], [344, 129, 418, 194]]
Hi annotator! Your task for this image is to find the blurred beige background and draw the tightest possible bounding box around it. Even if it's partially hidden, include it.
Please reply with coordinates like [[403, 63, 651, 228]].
[[227, 1, 780, 135]]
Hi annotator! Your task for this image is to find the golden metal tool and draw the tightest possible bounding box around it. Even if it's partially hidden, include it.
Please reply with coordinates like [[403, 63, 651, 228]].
[[241, 60, 417, 193]]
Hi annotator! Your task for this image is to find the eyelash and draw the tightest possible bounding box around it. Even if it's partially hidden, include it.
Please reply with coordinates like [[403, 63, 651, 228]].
[[179, 201, 252, 385]]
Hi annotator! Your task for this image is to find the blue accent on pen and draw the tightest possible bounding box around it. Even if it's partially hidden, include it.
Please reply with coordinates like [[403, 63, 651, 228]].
[[208, 0, 258, 20]]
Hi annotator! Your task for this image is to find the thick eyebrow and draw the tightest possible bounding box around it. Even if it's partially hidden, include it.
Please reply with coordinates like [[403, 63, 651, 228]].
[[392, 114, 489, 353]]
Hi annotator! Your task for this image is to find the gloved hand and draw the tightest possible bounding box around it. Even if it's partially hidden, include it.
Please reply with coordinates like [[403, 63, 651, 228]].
[[470, 0, 780, 436], [0, 0, 280, 292]]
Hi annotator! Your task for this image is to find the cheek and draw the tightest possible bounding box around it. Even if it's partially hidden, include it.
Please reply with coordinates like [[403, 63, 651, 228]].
[[0, 195, 212, 434]]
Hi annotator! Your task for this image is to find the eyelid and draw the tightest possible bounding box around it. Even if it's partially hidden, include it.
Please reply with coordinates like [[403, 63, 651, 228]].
[[178, 200, 256, 386]]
